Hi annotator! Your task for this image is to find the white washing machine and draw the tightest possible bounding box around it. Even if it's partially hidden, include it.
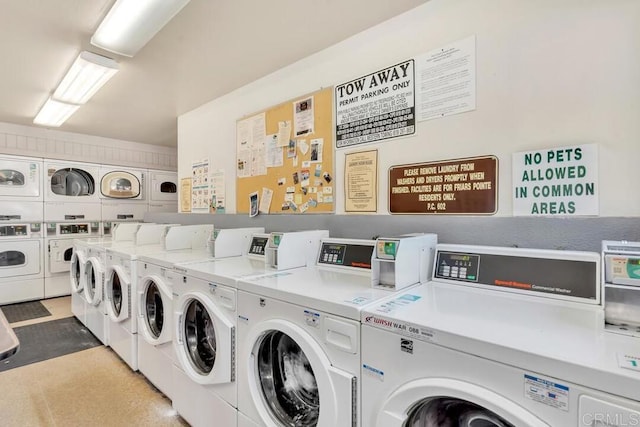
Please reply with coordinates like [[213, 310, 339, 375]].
[[45, 214, 101, 298], [104, 224, 212, 370], [147, 169, 177, 213], [236, 235, 436, 427], [360, 244, 640, 426], [172, 231, 329, 427], [137, 227, 264, 402], [43, 159, 100, 203], [0, 154, 43, 202]]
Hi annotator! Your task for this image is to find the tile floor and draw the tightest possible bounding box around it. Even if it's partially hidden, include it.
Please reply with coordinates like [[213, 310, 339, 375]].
[[0, 297, 188, 427]]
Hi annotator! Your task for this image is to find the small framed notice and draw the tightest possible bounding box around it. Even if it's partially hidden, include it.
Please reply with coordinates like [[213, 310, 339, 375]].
[[345, 150, 378, 213]]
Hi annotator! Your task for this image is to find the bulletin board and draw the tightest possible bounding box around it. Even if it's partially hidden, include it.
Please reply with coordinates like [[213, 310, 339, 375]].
[[236, 87, 334, 214]]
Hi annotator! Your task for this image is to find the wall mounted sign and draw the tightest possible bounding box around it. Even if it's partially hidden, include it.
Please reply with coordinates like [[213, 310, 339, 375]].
[[335, 59, 415, 148], [345, 149, 378, 212], [389, 155, 498, 214], [512, 143, 598, 216]]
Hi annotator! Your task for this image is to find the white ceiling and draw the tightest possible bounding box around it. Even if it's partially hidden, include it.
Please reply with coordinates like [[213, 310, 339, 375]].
[[0, 0, 426, 147]]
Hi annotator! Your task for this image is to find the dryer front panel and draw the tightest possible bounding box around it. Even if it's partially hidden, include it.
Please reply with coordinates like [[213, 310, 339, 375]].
[[149, 170, 177, 202], [0, 239, 41, 278], [0, 157, 42, 200], [100, 170, 143, 200], [47, 239, 74, 274], [44, 162, 99, 202]]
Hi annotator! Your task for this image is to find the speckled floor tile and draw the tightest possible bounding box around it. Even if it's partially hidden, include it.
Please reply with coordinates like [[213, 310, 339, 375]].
[[1, 298, 188, 427]]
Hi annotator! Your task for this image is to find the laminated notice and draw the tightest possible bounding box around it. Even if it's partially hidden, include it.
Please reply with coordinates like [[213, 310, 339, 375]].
[[524, 374, 569, 412]]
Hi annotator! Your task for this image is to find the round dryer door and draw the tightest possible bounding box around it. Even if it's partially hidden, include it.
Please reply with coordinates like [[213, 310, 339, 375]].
[[174, 292, 234, 385], [84, 257, 103, 306], [101, 171, 141, 199], [50, 168, 95, 196], [139, 275, 172, 345], [105, 265, 130, 322], [70, 251, 86, 293], [245, 319, 355, 427]]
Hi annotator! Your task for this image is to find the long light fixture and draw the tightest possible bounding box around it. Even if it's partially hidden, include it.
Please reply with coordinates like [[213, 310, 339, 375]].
[[91, 0, 191, 57], [33, 51, 119, 127], [33, 98, 81, 127], [53, 51, 119, 104]]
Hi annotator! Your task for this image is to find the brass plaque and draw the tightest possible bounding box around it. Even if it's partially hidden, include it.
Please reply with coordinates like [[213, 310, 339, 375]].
[[389, 156, 498, 214]]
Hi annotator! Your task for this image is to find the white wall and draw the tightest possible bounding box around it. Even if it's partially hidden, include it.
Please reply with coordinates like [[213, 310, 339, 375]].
[[0, 121, 177, 170], [178, 0, 640, 216]]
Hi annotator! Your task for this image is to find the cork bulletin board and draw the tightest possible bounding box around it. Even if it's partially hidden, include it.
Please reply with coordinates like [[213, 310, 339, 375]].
[[236, 87, 334, 214]]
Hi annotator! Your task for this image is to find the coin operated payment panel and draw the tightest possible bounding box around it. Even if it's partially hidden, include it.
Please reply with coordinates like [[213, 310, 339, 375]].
[[207, 227, 265, 259], [246, 233, 270, 261], [316, 238, 376, 276], [265, 230, 329, 270], [371, 233, 438, 290], [602, 240, 640, 337]]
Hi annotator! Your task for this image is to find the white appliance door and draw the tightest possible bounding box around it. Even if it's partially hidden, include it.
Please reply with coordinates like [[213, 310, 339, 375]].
[[174, 291, 234, 385], [45, 162, 99, 202], [105, 265, 130, 322], [0, 158, 41, 199], [48, 239, 74, 274], [138, 274, 172, 345], [84, 257, 103, 306], [70, 250, 86, 293], [100, 171, 142, 200], [376, 378, 548, 427], [245, 319, 355, 426], [150, 171, 177, 202], [0, 240, 41, 278]]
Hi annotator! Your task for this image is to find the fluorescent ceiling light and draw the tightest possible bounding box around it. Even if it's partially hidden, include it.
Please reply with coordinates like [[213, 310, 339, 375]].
[[33, 98, 80, 127], [53, 51, 119, 104], [91, 0, 191, 57]]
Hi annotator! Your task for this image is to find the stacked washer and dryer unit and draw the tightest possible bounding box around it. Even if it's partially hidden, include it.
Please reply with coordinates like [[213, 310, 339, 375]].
[[0, 155, 45, 304], [360, 244, 640, 426]]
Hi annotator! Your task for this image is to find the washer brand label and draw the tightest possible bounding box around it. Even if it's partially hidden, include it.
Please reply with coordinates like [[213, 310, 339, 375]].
[[524, 374, 569, 412], [362, 364, 384, 382], [363, 316, 436, 343], [400, 338, 413, 354]]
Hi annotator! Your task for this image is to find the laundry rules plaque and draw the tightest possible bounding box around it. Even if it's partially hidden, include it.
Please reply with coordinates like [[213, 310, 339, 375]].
[[345, 150, 378, 212], [389, 156, 498, 214]]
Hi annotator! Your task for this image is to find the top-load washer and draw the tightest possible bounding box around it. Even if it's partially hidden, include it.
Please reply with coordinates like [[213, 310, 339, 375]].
[[0, 154, 42, 202], [171, 230, 329, 427], [104, 224, 213, 371], [236, 234, 437, 427], [147, 169, 177, 213], [135, 227, 264, 403], [360, 244, 640, 427]]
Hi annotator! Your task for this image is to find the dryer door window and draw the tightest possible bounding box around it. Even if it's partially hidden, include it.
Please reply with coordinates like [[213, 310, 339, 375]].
[[0, 170, 25, 186], [160, 181, 176, 194], [183, 299, 216, 375], [256, 331, 320, 426], [406, 398, 514, 427], [51, 168, 95, 196], [101, 172, 141, 199], [64, 248, 73, 262], [144, 281, 164, 338], [0, 250, 25, 267]]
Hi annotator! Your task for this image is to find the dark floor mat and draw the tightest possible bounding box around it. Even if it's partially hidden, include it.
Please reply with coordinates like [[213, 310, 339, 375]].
[[0, 300, 52, 323], [0, 317, 101, 372]]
